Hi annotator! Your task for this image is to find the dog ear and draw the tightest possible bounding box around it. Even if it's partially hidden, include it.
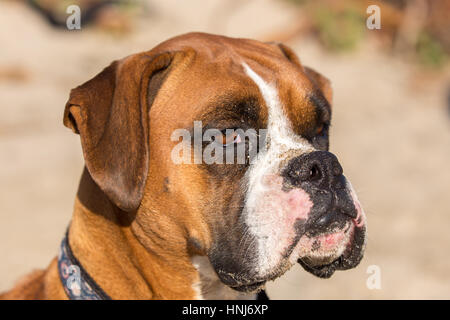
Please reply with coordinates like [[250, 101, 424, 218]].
[[275, 42, 303, 67], [274, 42, 333, 105], [63, 52, 176, 212]]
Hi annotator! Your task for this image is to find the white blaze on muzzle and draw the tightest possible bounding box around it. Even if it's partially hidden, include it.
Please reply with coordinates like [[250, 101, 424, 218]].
[[242, 63, 315, 276]]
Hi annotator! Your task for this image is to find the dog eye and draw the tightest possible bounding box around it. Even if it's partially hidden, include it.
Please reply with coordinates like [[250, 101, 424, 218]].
[[315, 123, 329, 136], [316, 124, 324, 135], [215, 130, 242, 147], [311, 123, 330, 151]]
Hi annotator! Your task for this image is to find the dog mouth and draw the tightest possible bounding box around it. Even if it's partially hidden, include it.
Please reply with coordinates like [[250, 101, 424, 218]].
[[211, 190, 366, 292], [226, 230, 353, 291], [218, 223, 366, 292], [295, 220, 366, 278], [222, 222, 359, 291]]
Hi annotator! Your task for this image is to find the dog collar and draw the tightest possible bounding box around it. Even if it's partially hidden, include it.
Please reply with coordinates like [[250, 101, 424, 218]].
[[57, 230, 111, 300]]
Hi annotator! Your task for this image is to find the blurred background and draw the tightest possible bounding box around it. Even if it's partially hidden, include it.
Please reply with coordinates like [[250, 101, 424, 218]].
[[0, 0, 449, 299]]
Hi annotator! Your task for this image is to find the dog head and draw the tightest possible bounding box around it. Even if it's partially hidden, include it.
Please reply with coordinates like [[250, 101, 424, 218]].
[[64, 33, 366, 293]]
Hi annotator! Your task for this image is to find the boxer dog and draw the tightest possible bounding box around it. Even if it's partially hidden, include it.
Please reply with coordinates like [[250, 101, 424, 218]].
[[1, 32, 366, 300]]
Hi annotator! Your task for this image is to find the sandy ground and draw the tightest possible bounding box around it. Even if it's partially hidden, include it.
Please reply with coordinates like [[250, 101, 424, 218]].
[[1, 0, 449, 299]]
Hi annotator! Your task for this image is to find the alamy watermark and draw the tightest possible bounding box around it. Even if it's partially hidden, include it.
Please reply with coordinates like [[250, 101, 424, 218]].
[[66, 5, 81, 30], [366, 5, 381, 30], [366, 264, 382, 290], [65, 4, 381, 32]]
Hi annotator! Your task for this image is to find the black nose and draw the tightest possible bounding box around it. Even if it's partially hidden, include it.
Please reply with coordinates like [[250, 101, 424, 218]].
[[283, 151, 357, 236], [282, 151, 344, 190]]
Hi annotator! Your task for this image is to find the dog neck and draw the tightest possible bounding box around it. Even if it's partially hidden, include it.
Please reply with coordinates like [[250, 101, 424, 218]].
[[67, 168, 200, 299]]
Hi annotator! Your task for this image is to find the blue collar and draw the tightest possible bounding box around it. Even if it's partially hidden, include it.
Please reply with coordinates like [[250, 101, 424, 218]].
[[57, 230, 111, 300]]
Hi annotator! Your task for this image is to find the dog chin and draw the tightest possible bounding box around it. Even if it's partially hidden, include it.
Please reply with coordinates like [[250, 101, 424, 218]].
[[219, 269, 280, 293], [297, 256, 342, 278], [295, 224, 366, 278], [230, 281, 267, 293], [219, 264, 290, 293]]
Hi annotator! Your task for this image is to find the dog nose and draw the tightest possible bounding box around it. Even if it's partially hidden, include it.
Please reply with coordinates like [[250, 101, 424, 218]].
[[284, 151, 358, 235], [282, 151, 344, 189]]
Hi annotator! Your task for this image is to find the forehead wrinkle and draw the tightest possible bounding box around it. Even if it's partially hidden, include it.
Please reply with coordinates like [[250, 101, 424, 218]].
[[284, 87, 317, 133], [272, 71, 319, 135], [199, 95, 261, 128]]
